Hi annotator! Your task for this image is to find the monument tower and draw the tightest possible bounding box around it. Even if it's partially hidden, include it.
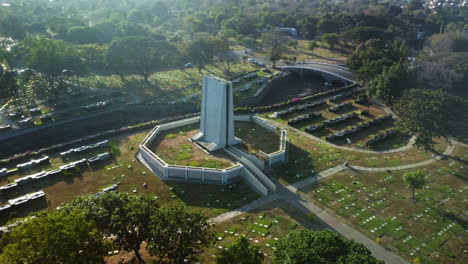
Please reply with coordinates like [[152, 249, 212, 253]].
[[192, 76, 240, 151]]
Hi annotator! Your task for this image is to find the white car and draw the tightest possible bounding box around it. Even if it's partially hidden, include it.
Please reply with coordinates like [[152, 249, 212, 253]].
[[247, 58, 256, 63], [184, 63, 193, 68]]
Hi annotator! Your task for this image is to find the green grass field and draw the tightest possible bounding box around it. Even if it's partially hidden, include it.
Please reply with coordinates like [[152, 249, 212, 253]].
[[299, 145, 468, 264]]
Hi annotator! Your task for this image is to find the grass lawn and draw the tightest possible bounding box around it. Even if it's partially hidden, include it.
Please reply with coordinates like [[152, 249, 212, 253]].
[[235, 121, 281, 154], [252, 40, 350, 64], [0, 131, 261, 225], [200, 199, 326, 264], [298, 144, 468, 264], [79, 62, 259, 102], [150, 124, 236, 169], [104, 199, 326, 264], [271, 127, 450, 185]]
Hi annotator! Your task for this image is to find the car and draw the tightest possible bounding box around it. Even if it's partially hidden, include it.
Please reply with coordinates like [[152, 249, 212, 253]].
[[247, 58, 256, 63], [184, 63, 193, 68], [257, 61, 265, 66]]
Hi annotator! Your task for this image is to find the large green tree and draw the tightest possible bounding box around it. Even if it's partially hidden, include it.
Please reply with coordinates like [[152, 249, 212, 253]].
[[403, 170, 426, 200], [147, 204, 214, 264], [0, 210, 107, 264], [273, 230, 383, 264], [106, 36, 177, 82], [65, 192, 159, 264], [217, 237, 264, 264], [367, 63, 410, 103], [321, 33, 339, 49], [185, 34, 229, 73], [262, 30, 288, 68], [347, 39, 407, 83], [21, 36, 87, 98], [394, 89, 467, 150]]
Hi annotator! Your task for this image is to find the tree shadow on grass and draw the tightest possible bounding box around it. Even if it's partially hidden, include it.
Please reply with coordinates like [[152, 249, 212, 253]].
[[271, 142, 316, 185], [165, 180, 261, 214]]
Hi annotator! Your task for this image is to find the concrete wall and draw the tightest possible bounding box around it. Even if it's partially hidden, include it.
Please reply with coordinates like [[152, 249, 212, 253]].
[[241, 168, 269, 196], [139, 120, 244, 185]]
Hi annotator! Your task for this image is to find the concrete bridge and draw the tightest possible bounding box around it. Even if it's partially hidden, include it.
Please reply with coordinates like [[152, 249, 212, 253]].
[[281, 62, 357, 84]]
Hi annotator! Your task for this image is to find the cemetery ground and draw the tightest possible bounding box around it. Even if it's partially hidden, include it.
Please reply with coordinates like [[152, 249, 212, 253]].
[[151, 121, 281, 169], [200, 200, 326, 264], [0, 130, 260, 225], [79, 62, 262, 103], [298, 144, 468, 264], [250, 40, 349, 64], [1, 85, 131, 132], [104, 200, 326, 264], [272, 130, 450, 185], [264, 93, 409, 150]]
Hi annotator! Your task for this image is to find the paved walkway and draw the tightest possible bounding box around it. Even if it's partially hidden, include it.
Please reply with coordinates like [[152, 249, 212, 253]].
[[350, 140, 456, 172], [454, 140, 468, 148], [281, 192, 409, 264], [210, 194, 280, 224], [207, 142, 465, 263]]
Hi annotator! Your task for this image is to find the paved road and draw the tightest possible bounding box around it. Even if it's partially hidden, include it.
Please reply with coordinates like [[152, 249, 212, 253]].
[[208, 141, 466, 263], [282, 63, 356, 83]]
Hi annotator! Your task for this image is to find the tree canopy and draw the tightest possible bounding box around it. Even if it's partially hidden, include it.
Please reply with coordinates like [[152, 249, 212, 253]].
[[106, 36, 178, 82], [0, 210, 107, 264], [403, 170, 426, 200], [273, 230, 383, 264], [394, 89, 467, 150], [217, 237, 264, 264], [147, 204, 214, 264]]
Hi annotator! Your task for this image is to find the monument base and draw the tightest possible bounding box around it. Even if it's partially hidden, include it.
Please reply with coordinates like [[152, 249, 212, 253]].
[[192, 132, 242, 152]]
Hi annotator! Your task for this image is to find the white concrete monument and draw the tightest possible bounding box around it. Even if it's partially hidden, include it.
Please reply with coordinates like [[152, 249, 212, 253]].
[[192, 76, 240, 151]]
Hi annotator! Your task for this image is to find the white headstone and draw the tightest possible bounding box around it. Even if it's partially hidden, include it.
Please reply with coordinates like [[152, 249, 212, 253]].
[[192, 76, 240, 151]]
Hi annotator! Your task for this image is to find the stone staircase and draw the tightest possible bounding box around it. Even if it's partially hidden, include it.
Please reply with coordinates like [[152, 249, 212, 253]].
[[224, 147, 277, 195]]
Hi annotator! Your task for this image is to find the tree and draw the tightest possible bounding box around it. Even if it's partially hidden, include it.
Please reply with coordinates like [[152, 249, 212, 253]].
[[185, 34, 227, 73], [321, 33, 339, 49], [347, 39, 407, 83], [403, 171, 426, 200], [66, 26, 99, 44], [273, 230, 383, 264], [394, 89, 467, 150], [289, 40, 299, 50], [218, 237, 264, 264], [21, 36, 87, 99], [0, 210, 107, 263], [367, 63, 410, 103], [147, 204, 214, 264], [0, 69, 19, 107], [262, 30, 288, 68], [106, 36, 176, 82], [407, 0, 424, 11], [308, 40, 318, 51], [65, 192, 159, 264]]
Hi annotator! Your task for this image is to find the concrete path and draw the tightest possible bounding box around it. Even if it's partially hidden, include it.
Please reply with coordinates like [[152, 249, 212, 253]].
[[454, 140, 468, 148], [350, 140, 456, 172], [210, 194, 280, 224], [206, 142, 463, 263], [287, 165, 346, 191], [281, 192, 409, 264]]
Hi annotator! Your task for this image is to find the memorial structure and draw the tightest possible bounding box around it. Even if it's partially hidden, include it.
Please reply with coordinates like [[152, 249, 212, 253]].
[[192, 76, 240, 151]]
